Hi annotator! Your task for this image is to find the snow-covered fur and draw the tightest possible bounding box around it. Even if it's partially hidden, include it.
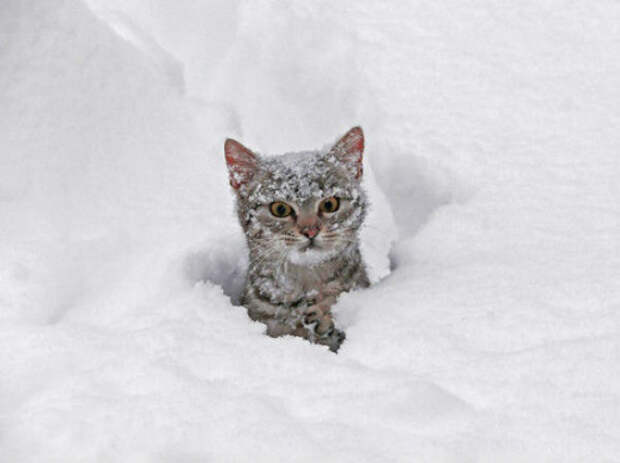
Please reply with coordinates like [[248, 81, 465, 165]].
[[225, 127, 370, 352]]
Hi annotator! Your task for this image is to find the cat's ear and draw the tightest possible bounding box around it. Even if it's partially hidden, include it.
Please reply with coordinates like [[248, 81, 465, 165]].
[[328, 126, 364, 179], [225, 138, 258, 189]]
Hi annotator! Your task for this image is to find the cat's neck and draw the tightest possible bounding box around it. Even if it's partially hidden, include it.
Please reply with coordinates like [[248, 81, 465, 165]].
[[246, 242, 366, 306]]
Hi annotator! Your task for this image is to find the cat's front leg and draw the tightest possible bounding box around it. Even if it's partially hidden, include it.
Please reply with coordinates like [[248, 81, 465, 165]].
[[303, 301, 346, 352]]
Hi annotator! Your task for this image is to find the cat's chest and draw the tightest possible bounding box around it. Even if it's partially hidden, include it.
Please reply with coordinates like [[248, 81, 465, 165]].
[[275, 263, 332, 296], [252, 259, 347, 304]]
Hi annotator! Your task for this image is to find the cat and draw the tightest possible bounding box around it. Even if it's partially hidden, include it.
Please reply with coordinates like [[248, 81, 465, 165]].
[[224, 127, 370, 352]]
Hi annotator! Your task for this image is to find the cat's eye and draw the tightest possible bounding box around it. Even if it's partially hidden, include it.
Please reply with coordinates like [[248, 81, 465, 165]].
[[319, 197, 340, 213], [270, 201, 293, 218]]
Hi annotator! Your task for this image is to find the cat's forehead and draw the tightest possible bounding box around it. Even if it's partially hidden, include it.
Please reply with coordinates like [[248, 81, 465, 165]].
[[250, 150, 353, 203], [270, 150, 323, 172]]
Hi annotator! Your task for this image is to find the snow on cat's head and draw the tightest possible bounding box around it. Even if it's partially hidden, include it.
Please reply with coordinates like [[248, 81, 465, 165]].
[[224, 127, 367, 266]]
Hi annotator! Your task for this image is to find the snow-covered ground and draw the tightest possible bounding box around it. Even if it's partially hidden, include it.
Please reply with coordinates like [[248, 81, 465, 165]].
[[1, 0, 619, 461]]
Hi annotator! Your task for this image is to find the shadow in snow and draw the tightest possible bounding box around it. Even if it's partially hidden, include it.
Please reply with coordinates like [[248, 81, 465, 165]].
[[183, 237, 247, 305], [372, 144, 469, 272]]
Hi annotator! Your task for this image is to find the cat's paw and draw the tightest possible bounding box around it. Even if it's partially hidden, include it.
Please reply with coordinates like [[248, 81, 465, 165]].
[[302, 305, 345, 352], [303, 305, 334, 337], [318, 327, 346, 353]]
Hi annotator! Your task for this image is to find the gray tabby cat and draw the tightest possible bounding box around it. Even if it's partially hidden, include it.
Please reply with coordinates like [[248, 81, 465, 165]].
[[224, 127, 369, 352]]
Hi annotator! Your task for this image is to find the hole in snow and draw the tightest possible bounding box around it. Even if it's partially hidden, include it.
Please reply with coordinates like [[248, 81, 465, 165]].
[[184, 145, 464, 303]]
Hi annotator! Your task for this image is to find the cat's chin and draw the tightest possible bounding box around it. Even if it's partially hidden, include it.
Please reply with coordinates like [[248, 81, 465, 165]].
[[287, 247, 336, 266]]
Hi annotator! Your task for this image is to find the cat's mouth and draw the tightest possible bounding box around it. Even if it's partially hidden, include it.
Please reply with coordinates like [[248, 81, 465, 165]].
[[299, 239, 321, 252]]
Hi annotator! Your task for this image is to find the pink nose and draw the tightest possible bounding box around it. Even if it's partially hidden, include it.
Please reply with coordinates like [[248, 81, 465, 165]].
[[301, 227, 319, 239]]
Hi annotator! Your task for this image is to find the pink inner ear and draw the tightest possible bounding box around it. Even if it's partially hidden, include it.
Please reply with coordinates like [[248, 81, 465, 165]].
[[330, 126, 364, 178], [225, 139, 257, 189], [344, 126, 364, 155]]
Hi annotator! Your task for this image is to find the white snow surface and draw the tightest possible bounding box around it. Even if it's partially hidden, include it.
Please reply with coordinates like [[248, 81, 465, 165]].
[[1, 0, 619, 461]]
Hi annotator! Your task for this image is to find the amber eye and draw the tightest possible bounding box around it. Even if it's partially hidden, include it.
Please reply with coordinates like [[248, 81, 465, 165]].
[[319, 197, 340, 213], [270, 201, 293, 217]]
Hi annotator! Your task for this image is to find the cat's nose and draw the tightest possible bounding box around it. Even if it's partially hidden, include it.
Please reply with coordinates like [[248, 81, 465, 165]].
[[301, 226, 320, 239]]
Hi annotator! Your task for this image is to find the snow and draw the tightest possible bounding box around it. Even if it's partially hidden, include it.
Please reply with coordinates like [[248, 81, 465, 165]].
[[1, 0, 619, 461]]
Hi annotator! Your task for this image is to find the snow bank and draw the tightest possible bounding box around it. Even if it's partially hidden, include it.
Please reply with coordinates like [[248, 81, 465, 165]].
[[1, 0, 619, 461]]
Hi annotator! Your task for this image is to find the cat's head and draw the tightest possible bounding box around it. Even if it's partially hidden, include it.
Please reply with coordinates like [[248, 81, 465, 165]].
[[224, 127, 367, 266]]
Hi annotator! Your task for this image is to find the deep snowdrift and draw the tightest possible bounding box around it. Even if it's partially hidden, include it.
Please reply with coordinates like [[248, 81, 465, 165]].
[[1, 0, 619, 461]]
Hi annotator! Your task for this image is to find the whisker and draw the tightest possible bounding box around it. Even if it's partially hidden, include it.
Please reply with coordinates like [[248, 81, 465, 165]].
[[251, 247, 281, 269]]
